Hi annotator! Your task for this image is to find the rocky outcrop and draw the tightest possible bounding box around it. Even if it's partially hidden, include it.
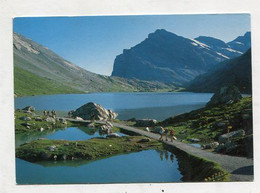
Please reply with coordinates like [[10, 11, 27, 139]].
[[20, 116, 32, 121], [207, 85, 242, 106], [72, 102, 118, 121], [218, 129, 245, 144], [22, 106, 35, 112], [45, 117, 56, 124], [106, 133, 120, 138], [135, 119, 157, 127]]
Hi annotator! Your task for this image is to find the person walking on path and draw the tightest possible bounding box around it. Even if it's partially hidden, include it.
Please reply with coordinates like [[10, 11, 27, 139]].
[[159, 127, 165, 141], [170, 130, 175, 142], [164, 128, 169, 141], [43, 110, 47, 117]]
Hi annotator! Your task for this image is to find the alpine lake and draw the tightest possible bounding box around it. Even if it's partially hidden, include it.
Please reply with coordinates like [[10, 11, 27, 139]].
[[15, 92, 213, 184]]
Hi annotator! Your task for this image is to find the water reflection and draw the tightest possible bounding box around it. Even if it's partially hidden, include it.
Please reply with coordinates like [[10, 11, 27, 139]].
[[16, 126, 125, 147], [16, 149, 183, 184], [157, 149, 174, 163]]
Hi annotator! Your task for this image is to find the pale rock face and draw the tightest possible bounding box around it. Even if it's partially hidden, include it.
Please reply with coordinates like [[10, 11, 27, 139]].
[[13, 33, 40, 54], [72, 102, 118, 121]]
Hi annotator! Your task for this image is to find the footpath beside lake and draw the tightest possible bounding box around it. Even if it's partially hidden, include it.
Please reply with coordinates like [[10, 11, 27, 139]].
[[14, 90, 253, 183]]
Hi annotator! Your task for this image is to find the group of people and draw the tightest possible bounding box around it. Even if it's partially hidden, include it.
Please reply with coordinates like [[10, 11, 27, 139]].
[[159, 150, 175, 163], [159, 128, 175, 142], [43, 110, 57, 118]]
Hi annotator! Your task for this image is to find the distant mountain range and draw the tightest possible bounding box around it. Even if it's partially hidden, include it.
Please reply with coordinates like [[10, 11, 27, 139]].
[[13, 29, 252, 96], [111, 29, 251, 84], [13, 32, 179, 96], [186, 49, 252, 94]]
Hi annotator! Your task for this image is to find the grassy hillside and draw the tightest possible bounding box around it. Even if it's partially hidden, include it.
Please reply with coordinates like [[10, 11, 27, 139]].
[[160, 96, 252, 157], [13, 32, 179, 96], [14, 65, 83, 97]]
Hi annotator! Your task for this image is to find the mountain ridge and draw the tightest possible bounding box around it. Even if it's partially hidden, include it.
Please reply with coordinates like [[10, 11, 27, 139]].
[[186, 48, 252, 94], [111, 29, 251, 84], [13, 32, 180, 96]]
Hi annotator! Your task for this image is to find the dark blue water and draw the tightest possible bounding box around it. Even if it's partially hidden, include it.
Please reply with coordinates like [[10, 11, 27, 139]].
[[15, 92, 213, 120], [16, 149, 182, 184]]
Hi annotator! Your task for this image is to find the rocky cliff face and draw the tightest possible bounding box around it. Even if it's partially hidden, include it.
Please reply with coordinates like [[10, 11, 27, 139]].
[[186, 49, 252, 94], [111, 29, 251, 84], [227, 32, 251, 53]]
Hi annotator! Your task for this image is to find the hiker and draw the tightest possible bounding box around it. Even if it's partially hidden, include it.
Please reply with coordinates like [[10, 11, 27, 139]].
[[53, 110, 56, 118], [170, 153, 174, 163], [51, 110, 54, 117], [164, 151, 169, 160], [43, 110, 47, 117], [164, 128, 169, 141], [160, 151, 164, 161], [159, 127, 165, 141], [170, 130, 175, 142]]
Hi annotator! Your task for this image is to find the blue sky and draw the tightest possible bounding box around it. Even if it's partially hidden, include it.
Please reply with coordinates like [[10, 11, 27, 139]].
[[13, 14, 250, 75]]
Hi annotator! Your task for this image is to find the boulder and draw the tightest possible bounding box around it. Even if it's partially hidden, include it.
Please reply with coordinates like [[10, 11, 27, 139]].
[[75, 116, 84, 121], [152, 126, 164, 134], [45, 117, 56, 123], [187, 138, 200, 143], [106, 133, 120, 138], [20, 116, 32, 121], [48, 145, 56, 151], [22, 106, 35, 112], [39, 127, 44, 132], [139, 138, 151, 142], [215, 122, 226, 128], [145, 127, 150, 132], [207, 85, 242, 106], [202, 142, 219, 149], [135, 119, 157, 127], [59, 118, 67, 124], [99, 125, 112, 134], [218, 129, 245, 143], [72, 102, 118, 121], [105, 121, 113, 128], [35, 117, 42, 121], [21, 122, 32, 127], [87, 123, 95, 128]]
